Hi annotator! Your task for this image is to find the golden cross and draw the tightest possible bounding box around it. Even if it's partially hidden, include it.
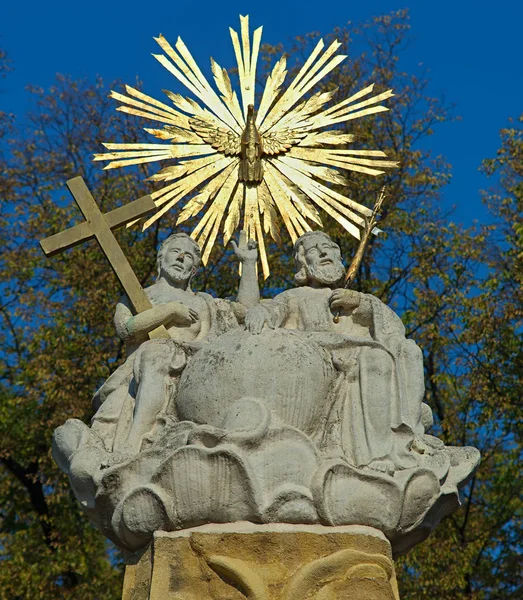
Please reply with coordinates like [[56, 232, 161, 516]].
[[40, 176, 168, 338]]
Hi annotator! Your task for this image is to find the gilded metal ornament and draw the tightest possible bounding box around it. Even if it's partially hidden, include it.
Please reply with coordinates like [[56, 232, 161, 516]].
[[94, 15, 397, 278], [333, 186, 388, 323]]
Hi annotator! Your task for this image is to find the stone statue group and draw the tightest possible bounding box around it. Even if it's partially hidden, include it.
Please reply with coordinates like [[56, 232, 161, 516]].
[[53, 230, 479, 556]]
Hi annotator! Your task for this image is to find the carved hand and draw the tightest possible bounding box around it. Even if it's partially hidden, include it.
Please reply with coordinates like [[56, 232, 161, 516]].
[[166, 301, 199, 326], [231, 230, 258, 264], [329, 289, 361, 312], [181, 340, 205, 353], [244, 304, 271, 334]]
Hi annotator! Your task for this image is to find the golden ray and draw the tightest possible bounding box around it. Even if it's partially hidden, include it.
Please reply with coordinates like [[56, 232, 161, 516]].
[[288, 147, 396, 176], [276, 155, 345, 186], [263, 168, 298, 243], [143, 156, 236, 228], [268, 159, 362, 238], [123, 85, 186, 118], [272, 89, 337, 132], [223, 183, 244, 245], [94, 147, 171, 158], [331, 90, 395, 119], [154, 38, 241, 134], [264, 164, 312, 241], [109, 91, 181, 124], [116, 105, 180, 127], [254, 205, 270, 280], [243, 185, 257, 243], [310, 105, 391, 129], [112, 85, 192, 128], [102, 143, 174, 151], [147, 165, 188, 182], [148, 154, 223, 187], [151, 155, 234, 208], [298, 131, 357, 147], [294, 40, 342, 93], [264, 163, 322, 226], [176, 38, 243, 131], [289, 38, 326, 89], [259, 40, 347, 134], [177, 161, 239, 225], [96, 16, 398, 276], [191, 175, 236, 257], [175, 191, 211, 225], [257, 181, 282, 244], [230, 16, 262, 118], [329, 149, 388, 156], [152, 52, 201, 98], [144, 126, 203, 144], [101, 154, 175, 170], [197, 166, 240, 263], [320, 86, 394, 118], [211, 58, 245, 127], [255, 55, 287, 127]]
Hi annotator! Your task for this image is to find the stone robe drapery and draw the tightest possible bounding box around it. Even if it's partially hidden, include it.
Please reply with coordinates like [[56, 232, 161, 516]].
[[261, 287, 426, 470], [90, 291, 238, 452]]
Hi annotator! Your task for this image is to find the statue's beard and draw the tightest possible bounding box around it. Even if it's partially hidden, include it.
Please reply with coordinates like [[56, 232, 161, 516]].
[[162, 264, 192, 285], [307, 261, 345, 286]]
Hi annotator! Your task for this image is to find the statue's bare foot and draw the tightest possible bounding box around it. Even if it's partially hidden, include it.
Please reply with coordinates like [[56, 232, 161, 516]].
[[364, 459, 395, 476], [411, 437, 434, 456]]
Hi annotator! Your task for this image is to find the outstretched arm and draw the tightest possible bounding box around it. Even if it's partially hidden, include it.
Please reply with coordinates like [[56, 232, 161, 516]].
[[245, 292, 290, 334], [231, 230, 260, 309], [114, 297, 197, 343]]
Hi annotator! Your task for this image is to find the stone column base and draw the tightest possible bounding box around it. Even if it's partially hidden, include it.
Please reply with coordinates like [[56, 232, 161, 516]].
[[122, 522, 400, 600]]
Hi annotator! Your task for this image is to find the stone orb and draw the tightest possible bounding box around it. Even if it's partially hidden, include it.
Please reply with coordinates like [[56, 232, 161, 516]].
[[176, 328, 335, 435]]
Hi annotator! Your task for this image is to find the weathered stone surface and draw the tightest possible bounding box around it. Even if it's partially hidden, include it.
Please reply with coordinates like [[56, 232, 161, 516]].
[[122, 523, 400, 600], [53, 231, 480, 557]]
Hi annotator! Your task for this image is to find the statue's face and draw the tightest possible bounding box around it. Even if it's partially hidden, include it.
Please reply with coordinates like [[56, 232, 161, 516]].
[[160, 238, 198, 284], [300, 235, 345, 286]]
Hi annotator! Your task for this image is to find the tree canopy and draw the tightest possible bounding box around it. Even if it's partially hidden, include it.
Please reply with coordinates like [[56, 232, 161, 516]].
[[0, 11, 521, 599]]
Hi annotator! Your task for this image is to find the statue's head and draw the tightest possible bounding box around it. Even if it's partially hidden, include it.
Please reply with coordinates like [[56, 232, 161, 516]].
[[157, 233, 201, 286], [294, 231, 345, 287]]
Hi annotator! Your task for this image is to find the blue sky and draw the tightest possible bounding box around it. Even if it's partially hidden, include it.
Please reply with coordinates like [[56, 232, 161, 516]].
[[2, 1, 522, 227]]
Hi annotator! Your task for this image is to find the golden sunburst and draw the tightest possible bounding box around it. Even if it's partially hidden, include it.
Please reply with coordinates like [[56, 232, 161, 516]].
[[93, 15, 397, 278]]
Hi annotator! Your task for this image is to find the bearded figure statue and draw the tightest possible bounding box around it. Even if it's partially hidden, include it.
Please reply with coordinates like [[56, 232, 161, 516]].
[[53, 230, 479, 556], [178, 231, 427, 470], [170, 231, 479, 555]]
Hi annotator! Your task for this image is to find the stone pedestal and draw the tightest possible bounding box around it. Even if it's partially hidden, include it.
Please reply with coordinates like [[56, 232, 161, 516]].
[[122, 522, 400, 600]]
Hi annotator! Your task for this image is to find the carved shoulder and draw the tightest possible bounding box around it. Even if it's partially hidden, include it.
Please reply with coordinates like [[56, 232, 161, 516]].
[[362, 293, 406, 338], [268, 287, 302, 303]]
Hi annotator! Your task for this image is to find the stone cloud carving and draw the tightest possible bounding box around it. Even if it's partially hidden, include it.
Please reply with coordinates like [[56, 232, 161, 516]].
[[53, 231, 479, 556]]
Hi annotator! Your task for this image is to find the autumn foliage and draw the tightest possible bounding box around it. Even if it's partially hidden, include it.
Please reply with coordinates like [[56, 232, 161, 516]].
[[0, 11, 521, 599]]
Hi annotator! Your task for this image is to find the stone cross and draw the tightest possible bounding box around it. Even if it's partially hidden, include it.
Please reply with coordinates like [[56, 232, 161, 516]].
[[40, 176, 168, 338]]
